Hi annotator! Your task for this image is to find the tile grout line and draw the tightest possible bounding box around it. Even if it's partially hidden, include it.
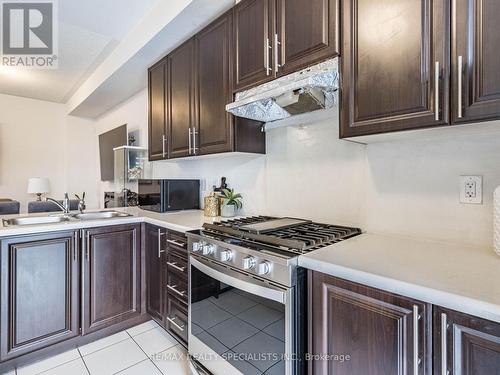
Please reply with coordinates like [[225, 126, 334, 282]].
[[111, 358, 154, 375], [124, 330, 167, 375], [79, 324, 159, 358], [77, 348, 91, 375]]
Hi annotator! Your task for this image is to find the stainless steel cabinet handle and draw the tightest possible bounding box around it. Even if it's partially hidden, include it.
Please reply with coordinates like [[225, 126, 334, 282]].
[[73, 232, 78, 261], [162, 135, 166, 158], [158, 229, 166, 258], [167, 239, 185, 248], [435, 61, 440, 121], [167, 261, 186, 272], [265, 37, 272, 75], [167, 316, 185, 331], [188, 128, 192, 155], [458, 55, 463, 118], [85, 231, 90, 261], [274, 34, 281, 72], [441, 313, 448, 375], [413, 305, 421, 375], [192, 128, 197, 155], [167, 284, 186, 297]]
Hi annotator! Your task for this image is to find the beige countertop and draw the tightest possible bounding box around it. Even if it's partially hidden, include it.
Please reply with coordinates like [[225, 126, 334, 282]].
[[299, 233, 500, 323]]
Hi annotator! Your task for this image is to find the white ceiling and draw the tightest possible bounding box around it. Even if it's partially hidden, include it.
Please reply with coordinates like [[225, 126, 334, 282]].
[[0, 0, 159, 103], [69, 0, 235, 118]]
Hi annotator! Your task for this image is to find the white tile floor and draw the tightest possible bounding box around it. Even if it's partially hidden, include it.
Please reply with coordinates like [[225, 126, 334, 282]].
[[7, 321, 189, 375]]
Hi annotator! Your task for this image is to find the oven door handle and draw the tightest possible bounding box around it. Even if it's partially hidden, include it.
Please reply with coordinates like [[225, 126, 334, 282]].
[[190, 256, 287, 304]]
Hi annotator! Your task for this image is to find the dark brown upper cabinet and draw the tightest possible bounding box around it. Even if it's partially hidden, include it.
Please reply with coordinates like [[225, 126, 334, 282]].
[[276, 0, 338, 76], [147, 12, 265, 160], [195, 11, 234, 155], [148, 61, 168, 161], [452, 0, 500, 124], [0, 232, 80, 361], [340, 0, 450, 138], [434, 306, 500, 375], [168, 38, 196, 159], [81, 224, 141, 335], [233, 0, 274, 92], [310, 272, 431, 375], [234, 0, 338, 92]]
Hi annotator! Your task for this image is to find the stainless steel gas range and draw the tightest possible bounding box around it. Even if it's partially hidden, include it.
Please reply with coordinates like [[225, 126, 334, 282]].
[[186, 217, 361, 375]]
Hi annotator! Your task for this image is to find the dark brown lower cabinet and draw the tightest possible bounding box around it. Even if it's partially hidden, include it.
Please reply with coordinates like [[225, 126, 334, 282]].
[[82, 224, 141, 334], [434, 306, 500, 375], [309, 272, 431, 375], [0, 232, 80, 361], [145, 224, 165, 323], [144, 225, 189, 345]]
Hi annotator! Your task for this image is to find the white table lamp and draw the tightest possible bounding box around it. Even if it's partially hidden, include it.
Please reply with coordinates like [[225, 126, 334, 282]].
[[27, 177, 50, 201]]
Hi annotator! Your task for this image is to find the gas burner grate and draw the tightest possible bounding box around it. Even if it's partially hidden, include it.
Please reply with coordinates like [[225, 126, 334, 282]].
[[203, 216, 361, 253]]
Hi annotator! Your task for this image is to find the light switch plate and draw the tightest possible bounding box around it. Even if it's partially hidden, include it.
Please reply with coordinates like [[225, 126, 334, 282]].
[[460, 175, 483, 204]]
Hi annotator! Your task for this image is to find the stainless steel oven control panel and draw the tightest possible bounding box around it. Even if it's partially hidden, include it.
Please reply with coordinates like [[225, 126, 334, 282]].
[[187, 233, 297, 287]]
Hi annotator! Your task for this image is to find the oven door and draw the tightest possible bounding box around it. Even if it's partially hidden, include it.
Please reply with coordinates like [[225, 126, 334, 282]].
[[189, 256, 293, 375]]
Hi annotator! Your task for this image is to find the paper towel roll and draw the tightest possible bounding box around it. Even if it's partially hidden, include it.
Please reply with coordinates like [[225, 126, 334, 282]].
[[495, 186, 500, 256]]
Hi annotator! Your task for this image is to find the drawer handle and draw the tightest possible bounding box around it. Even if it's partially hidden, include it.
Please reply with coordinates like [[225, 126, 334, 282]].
[[167, 261, 186, 272], [167, 239, 185, 248], [167, 316, 185, 331], [167, 284, 186, 297]]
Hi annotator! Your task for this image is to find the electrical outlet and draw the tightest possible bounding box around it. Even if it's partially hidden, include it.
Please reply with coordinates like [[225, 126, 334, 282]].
[[460, 175, 483, 204]]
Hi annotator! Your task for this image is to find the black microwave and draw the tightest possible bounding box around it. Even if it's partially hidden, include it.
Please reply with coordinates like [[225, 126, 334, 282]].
[[138, 179, 200, 212]]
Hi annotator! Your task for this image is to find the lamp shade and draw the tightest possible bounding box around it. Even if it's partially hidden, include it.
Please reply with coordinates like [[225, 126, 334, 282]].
[[27, 177, 50, 194]]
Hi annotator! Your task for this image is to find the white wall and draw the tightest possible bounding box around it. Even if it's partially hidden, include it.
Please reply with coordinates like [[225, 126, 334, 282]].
[[94, 89, 149, 206], [94, 90, 366, 222], [364, 130, 500, 247], [94, 88, 500, 248], [0, 93, 99, 212]]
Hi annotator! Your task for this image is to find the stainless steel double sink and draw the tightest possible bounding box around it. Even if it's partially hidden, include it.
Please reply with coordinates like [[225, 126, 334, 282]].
[[2, 211, 132, 227]]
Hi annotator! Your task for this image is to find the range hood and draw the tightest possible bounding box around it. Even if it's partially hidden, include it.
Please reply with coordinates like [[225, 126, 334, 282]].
[[226, 58, 338, 124]]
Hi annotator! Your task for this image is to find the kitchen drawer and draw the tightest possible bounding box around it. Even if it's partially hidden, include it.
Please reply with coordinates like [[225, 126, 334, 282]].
[[166, 231, 187, 255], [166, 252, 187, 277], [166, 272, 188, 304], [165, 298, 188, 345]]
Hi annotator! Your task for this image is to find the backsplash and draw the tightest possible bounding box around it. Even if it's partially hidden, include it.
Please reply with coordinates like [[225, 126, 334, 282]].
[[96, 88, 500, 247]]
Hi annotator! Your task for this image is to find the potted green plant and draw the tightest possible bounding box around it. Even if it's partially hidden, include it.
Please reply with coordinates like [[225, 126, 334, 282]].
[[220, 188, 242, 217]]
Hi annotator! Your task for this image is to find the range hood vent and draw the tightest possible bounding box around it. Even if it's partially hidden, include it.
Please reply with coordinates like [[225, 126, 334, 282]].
[[226, 59, 338, 124]]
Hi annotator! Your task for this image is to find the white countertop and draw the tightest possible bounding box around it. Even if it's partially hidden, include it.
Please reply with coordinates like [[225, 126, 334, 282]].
[[0, 207, 221, 237], [299, 233, 500, 323]]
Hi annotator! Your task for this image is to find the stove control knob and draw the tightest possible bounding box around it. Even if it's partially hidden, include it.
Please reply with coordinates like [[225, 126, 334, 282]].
[[218, 250, 233, 262], [257, 261, 272, 275], [192, 242, 205, 252], [242, 256, 256, 270], [202, 244, 216, 256]]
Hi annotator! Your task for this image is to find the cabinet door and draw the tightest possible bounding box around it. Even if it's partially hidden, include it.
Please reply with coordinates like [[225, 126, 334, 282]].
[[233, 0, 274, 92], [340, 0, 449, 138], [0, 232, 80, 361], [310, 272, 431, 375], [276, 0, 338, 76], [145, 224, 165, 325], [168, 39, 196, 159], [82, 225, 141, 334], [452, 0, 500, 123], [196, 12, 234, 155], [148, 61, 167, 161], [434, 306, 500, 375]]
